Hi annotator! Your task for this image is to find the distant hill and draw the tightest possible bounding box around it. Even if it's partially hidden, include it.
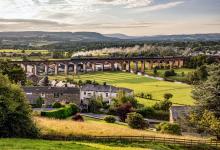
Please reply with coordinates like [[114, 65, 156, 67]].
[[106, 33, 220, 41], [0, 32, 219, 49], [105, 33, 137, 39], [0, 31, 119, 42]]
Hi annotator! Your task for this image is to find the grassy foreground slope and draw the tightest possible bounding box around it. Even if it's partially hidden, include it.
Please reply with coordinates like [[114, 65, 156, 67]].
[[50, 71, 194, 106], [36, 117, 204, 140], [0, 138, 187, 150]]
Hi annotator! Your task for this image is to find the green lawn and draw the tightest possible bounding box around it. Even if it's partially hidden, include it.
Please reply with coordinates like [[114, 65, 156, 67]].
[[145, 68, 195, 82], [0, 138, 189, 150], [49, 71, 195, 106]]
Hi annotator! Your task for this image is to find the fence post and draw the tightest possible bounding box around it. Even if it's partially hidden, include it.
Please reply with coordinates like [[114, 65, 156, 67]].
[[143, 136, 144, 142], [164, 137, 165, 145]]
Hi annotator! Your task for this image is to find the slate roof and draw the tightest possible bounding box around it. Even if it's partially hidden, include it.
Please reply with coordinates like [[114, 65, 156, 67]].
[[81, 84, 133, 93], [23, 86, 80, 94]]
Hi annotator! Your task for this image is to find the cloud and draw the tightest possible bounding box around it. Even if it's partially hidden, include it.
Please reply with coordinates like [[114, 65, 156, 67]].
[[138, 1, 184, 12], [97, 0, 153, 8]]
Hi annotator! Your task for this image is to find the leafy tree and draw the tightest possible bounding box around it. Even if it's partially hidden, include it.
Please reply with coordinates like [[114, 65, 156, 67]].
[[192, 64, 220, 117], [88, 96, 103, 113], [164, 93, 173, 100], [36, 97, 44, 108], [164, 69, 177, 77], [153, 99, 172, 111], [196, 65, 208, 81], [0, 74, 39, 137], [115, 102, 133, 122], [153, 67, 158, 75], [189, 110, 220, 139], [127, 112, 148, 129], [0, 60, 26, 85], [190, 64, 220, 139]]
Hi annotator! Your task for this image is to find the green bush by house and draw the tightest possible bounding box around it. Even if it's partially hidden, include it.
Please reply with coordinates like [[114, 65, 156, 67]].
[[52, 102, 63, 108], [41, 103, 79, 119], [104, 115, 116, 123], [156, 122, 181, 135]]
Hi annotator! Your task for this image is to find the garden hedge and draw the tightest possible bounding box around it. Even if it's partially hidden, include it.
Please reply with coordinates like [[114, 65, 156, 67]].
[[41, 103, 79, 119]]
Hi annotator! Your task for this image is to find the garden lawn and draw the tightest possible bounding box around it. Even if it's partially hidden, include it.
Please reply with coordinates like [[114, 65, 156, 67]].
[[0, 138, 186, 150], [50, 71, 195, 106]]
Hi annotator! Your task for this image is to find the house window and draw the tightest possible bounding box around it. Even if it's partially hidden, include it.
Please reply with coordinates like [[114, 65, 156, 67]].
[[54, 93, 60, 98], [106, 93, 109, 97], [88, 93, 91, 96], [60, 93, 63, 96], [41, 93, 45, 98], [84, 92, 86, 95]]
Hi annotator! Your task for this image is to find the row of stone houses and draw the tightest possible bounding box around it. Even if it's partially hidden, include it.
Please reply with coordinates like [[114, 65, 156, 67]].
[[23, 84, 133, 106]]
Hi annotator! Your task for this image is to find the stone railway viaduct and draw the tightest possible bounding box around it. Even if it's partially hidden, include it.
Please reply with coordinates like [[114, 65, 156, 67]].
[[10, 56, 190, 75]]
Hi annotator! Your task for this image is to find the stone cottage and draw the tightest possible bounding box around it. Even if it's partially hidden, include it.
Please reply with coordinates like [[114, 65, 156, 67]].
[[23, 86, 80, 105]]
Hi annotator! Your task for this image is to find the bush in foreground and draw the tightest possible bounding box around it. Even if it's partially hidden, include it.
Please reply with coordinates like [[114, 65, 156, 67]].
[[0, 74, 39, 138], [126, 112, 149, 129], [72, 113, 84, 122], [104, 115, 116, 123], [156, 122, 181, 135]]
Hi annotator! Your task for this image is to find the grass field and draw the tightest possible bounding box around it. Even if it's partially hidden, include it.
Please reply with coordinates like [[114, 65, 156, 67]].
[[35, 117, 204, 140], [0, 49, 49, 54], [50, 71, 195, 106], [0, 138, 188, 150], [145, 68, 194, 82]]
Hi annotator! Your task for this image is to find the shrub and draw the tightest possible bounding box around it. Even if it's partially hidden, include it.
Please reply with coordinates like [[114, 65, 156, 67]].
[[69, 103, 80, 115], [88, 97, 103, 113], [164, 69, 177, 77], [164, 93, 173, 100], [156, 122, 181, 135], [36, 97, 44, 108], [52, 102, 63, 108], [41, 104, 78, 119], [144, 93, 152, 100], [126, 112, 149, 129], [136, 107, 155, 118], [72, 113, 84, 122], [153, 99, 172, 111], [104, 115, 116, 123], [136, 107, 169, 121]]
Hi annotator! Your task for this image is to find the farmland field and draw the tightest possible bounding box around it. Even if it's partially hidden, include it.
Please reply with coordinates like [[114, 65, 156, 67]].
[[0, 138, 187, 150], [50, 71, 195, 106], [0, 49, 49, 54]]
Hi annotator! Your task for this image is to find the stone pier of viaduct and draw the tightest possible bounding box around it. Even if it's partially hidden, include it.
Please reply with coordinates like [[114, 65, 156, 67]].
[[9, 56, 188, 76]]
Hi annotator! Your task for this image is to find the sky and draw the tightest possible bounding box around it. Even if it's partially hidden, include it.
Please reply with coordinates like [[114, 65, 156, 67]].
[[0, 0, 219, 36]]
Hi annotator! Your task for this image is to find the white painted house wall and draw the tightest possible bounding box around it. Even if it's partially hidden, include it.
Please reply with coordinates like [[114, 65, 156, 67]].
[[80, 89, 133, 105]]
